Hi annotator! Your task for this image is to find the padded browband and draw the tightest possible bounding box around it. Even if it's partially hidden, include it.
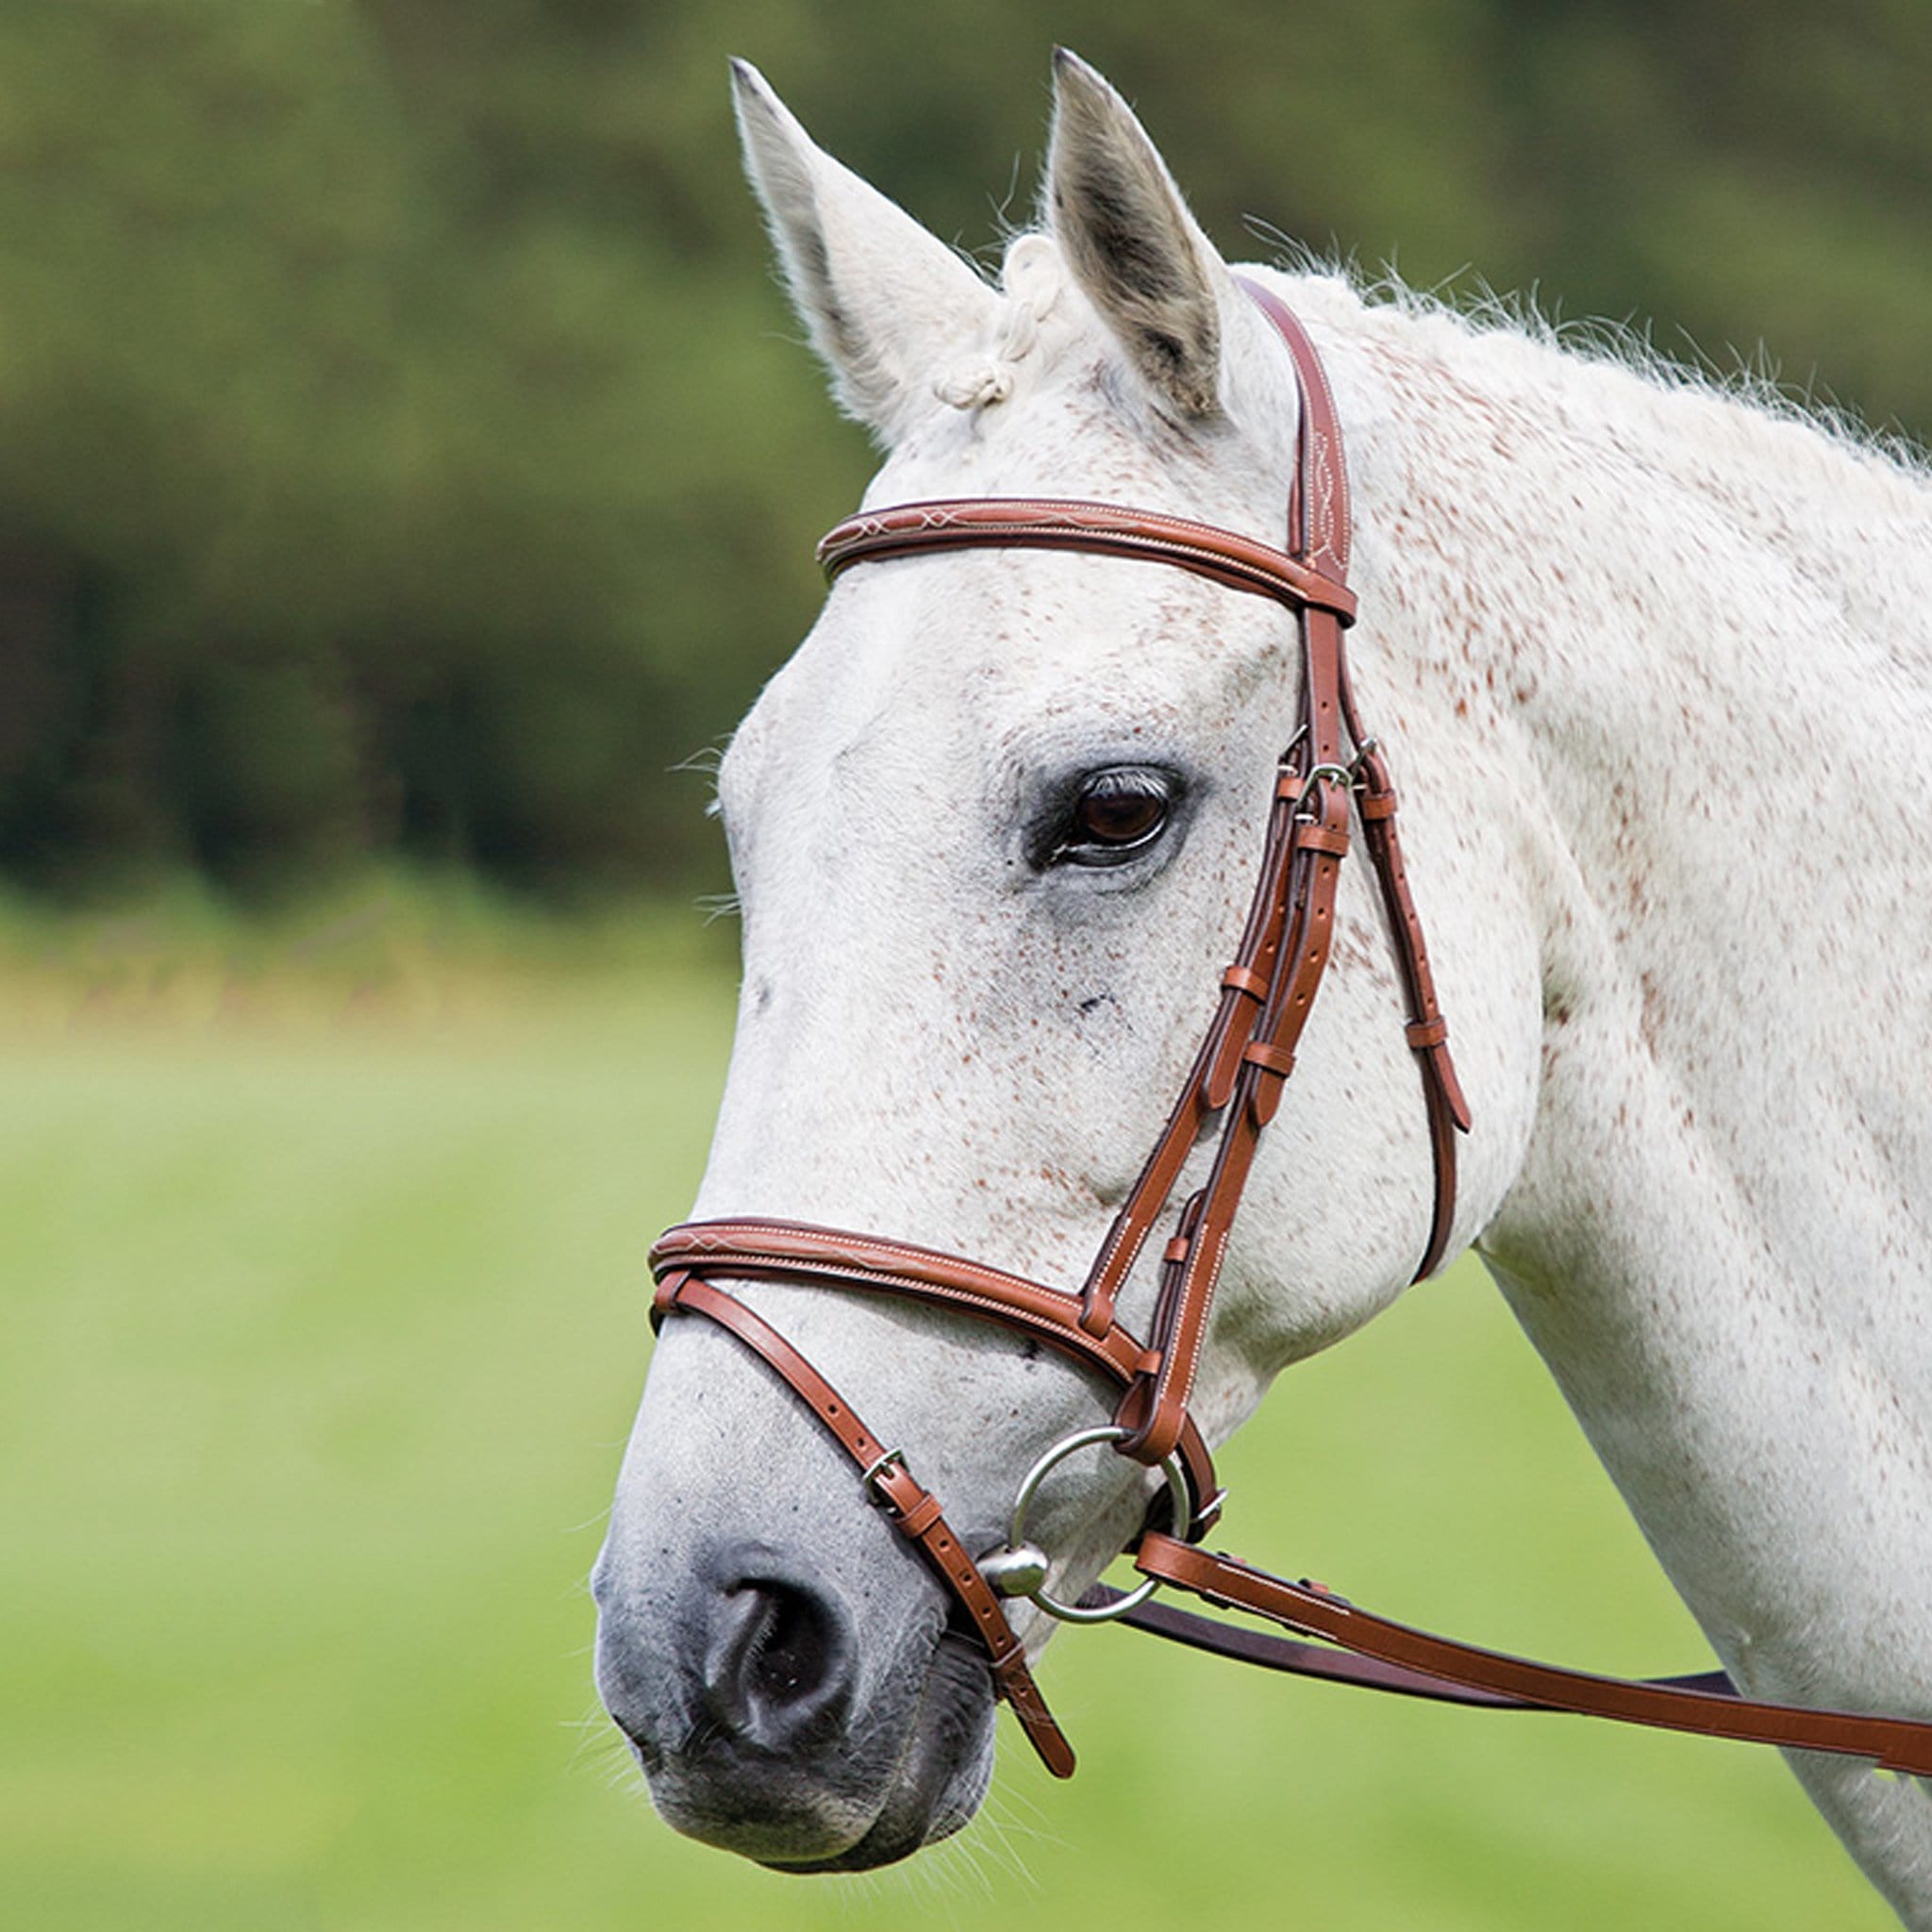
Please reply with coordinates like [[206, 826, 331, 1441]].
[[818, 497, 1358, 621]]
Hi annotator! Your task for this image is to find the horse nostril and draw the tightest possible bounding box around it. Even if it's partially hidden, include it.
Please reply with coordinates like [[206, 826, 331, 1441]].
[[746, 1582, 826, 1703], [703, 1555, 855, 1754]]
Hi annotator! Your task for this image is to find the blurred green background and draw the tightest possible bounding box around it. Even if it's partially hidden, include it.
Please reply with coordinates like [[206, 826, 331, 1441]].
[[3, 2, 1924, 1926], [1, 0, 1927, 901]]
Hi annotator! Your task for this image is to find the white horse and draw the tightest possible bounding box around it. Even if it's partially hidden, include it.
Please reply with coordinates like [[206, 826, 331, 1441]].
[[593, 51, 1932, 1922]]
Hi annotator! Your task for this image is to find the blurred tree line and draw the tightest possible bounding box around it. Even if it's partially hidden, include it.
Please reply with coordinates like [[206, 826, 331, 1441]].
[[1, 0, 1925, 898]]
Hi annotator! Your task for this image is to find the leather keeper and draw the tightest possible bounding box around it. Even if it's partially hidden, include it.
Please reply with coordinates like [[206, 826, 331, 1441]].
[[1358, 788, 1398, 821], [894, 1492, 943, 1538], [1293, 820, 1351, 857], [1221, 963, 1270, 1000], [1242, 1040, 1298, 1076], [649, 1270, 688, 1331], [1405, 1017, 1449, 1049]]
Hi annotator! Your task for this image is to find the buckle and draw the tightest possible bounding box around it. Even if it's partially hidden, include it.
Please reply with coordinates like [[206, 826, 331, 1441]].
[[859, 1446, 909, 1507]]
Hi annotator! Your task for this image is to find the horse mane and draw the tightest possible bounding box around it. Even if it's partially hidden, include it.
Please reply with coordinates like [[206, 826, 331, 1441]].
[[941, 227, 1930, 525], [1281, 260, 1932, 686], [1312, 256, 1932, 504]]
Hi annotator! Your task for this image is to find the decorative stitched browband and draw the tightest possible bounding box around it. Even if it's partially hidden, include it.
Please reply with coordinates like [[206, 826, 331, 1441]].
[[648, 280, 1932, 1784]]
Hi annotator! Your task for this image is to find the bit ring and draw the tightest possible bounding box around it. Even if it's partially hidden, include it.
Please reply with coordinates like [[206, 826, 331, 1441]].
[[1000, 1424, 1191, 1624]]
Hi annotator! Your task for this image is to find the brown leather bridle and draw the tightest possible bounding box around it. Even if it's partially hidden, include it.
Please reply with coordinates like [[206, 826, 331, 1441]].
[[648, 280, 1932, 1785]]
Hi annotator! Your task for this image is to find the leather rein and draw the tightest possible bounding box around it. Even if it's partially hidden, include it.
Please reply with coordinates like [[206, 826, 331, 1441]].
[[649, 279, 1932, 1783]]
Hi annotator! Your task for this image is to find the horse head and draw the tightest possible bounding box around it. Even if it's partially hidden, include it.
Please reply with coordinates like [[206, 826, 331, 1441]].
[[592, 50, 1536, 1872]]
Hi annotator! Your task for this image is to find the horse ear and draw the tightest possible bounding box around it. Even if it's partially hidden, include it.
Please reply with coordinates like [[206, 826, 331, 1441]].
[[1046, 50, 1232, 423], [730, 59, 1000, 441]]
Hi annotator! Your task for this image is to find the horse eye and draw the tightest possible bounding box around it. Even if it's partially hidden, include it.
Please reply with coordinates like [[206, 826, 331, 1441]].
[[1054, 767, 1178, 867]]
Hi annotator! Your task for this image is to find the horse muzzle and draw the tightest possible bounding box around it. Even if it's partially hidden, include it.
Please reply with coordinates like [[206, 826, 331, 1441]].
[[592, 1529, 997, 1869]]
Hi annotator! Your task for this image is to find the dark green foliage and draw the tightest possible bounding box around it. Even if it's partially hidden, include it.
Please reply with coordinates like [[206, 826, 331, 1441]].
[[0, 0, 1924, 896]]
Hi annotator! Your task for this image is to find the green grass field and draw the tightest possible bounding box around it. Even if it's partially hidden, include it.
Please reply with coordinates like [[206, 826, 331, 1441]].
[[0, 890, 1892, 1929]]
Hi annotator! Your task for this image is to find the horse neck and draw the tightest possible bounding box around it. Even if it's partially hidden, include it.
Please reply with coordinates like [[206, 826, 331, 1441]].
[[1301, 275, 1932, 1686]]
